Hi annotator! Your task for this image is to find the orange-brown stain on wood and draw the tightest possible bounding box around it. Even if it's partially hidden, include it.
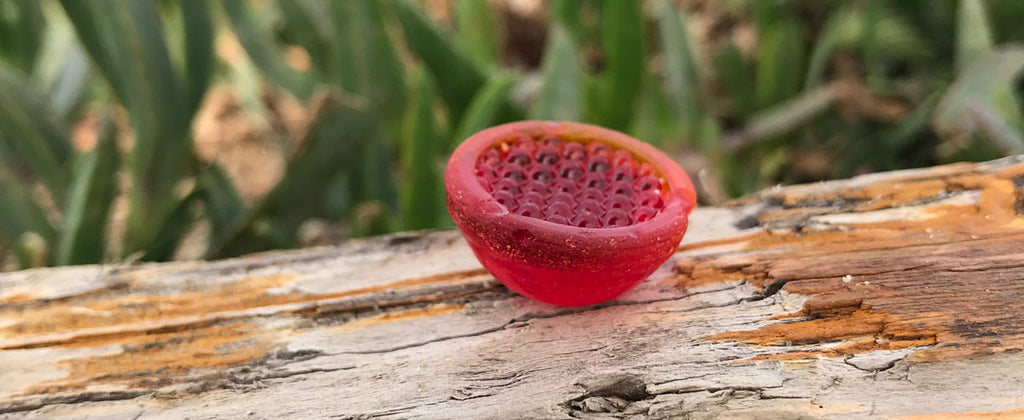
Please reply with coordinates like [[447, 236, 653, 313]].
[[0, 268, 491, 347], [21, 303, 465, 396], [13, 300, 471, 396], [0, 274, 296, 340], [0, 291, 36, 304], [1, 266, 491, 397], [25, 321, 271, 395], [676, 161, 1024, 363]]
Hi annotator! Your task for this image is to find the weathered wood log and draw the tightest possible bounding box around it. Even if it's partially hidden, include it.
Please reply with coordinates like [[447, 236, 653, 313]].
[[2, 156, 1024, 419]]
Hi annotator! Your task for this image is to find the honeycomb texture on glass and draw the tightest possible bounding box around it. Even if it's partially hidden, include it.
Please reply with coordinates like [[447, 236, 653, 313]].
[[474, 135, 669, 228]]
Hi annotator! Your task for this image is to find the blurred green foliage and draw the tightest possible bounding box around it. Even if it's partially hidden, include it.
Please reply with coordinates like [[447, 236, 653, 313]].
[[0, 0, 1022, 269]]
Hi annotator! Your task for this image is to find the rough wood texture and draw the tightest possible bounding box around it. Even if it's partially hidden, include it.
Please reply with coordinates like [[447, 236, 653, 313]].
[[3, 156, 1024, 419]]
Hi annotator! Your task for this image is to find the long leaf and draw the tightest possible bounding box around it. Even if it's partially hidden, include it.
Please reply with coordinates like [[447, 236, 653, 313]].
[[657, 0, 700, 131], [552, 0, 585, 40], [209, 94, 375, 258], [0, 0, 45, 73], [139, 189, 199, 262], [329, 1, 360, 92], [31, 6, 89, 119], [356, 0, 407, 124], [969, 102, 1024, 154], [600, 0, 645, 131], [401, 71, 443, 230], [754, 15, 806, 110], [222, 0, 316, 100], [956, 0, 993, 72], [452, 74, 519, 149], [393, 0, 486, 123], [57, 112, 120, 265], [532, 25, 583, 121], [455, 0, 500, 70], [726, 84, 840, 150], [0, 62, 72, 198], [805, 4, 855, 89], [934, 46, 1024, 145], [630, 73, 674, 148], [47, 45, 90, 121], [355, 121, 398, 209], [881, 92, 941, 161], [329, 1, 408, 125], [179, 0, 214, 117], [278, 0, 334, 79], [197, 164, 246, 244], [60, 0, 193, 253], [715, 45, 756, 118], [0, 165, 55, 247]]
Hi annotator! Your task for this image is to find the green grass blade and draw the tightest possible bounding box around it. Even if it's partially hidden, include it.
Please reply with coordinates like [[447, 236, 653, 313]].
[[714, 44, 756, 118], [452, 73, 519, 148], [0, 0, 46, 73], [600, 0, 645, 131], [881, 92, 941, 159], [754, 15, 806, 110], [57, 111, 120, 265], [988, 0, 1024, 42], [400, 70, 443, 229], [726, 84, 839, 150], [31, 7, 91, 120], [222, 0, 315, 100], [934, 46, 1024, 146], [208, 94, 376, 258], [355, 122, 398, 208], [956, 0, 993, 72], [179, 0, 214, 117], [657, 0, 700, 130], [805, 5, 856, 89], [330, 0, 409, 124], [197, 164, 246, 244], [455, 0, 500, 70], [48, 45, 90, 121], [968, 103, 1024, 154], [356, 0, 408, 124], [139, 190, 199, 262], [278, 0, 334, 79], [582, 74, 604, 124], [751, 0, 779, 36], [552, 0, 585, 40], [329, 1, 360, 92], [630, 73, 674, 148], [532, 25, 583, 121], [269, 97, 374, 226], [60, 0, 194, 253], [0, 165, 56, 247], [0, 62, 71, 199], [394, 0, 486, 123]]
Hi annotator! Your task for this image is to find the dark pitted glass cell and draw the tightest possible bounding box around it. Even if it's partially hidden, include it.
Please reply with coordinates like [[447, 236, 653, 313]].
[[474, 135, 669, 227]]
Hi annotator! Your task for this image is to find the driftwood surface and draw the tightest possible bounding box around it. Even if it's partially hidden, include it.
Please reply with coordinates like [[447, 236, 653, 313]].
[[3, 156, 1024, 419]]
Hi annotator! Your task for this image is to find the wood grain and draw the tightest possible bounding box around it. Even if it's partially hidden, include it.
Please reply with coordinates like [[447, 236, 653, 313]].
[[2, 156, 1024, 419]]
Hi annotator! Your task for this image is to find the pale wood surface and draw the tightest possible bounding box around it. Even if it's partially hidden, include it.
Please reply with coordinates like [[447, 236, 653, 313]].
[[2, 156, 1024, 419]]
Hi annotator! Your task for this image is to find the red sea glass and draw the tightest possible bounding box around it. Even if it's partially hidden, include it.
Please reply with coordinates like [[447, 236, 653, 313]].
[[445, 121, 696, 306]]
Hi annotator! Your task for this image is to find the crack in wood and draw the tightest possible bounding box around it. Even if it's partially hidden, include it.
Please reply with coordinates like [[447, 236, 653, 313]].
[[0, 390, 149, 415]]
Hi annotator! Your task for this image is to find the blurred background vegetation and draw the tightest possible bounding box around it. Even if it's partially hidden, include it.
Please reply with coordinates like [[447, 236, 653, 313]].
[[0, 0, 1022, 271]]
